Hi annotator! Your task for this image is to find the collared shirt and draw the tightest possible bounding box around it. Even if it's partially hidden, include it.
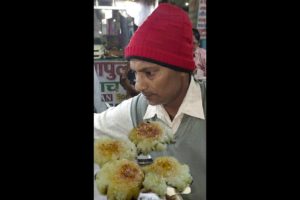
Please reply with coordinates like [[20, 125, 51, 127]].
[[94, 77, 205, 138], [143, 77, 205, 134]]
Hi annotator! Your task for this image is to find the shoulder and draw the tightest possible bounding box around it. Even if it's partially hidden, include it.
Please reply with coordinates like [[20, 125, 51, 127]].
[[131, 94, 148, 113], [199, 48, 206, 55], [130, 94, 149, 127]]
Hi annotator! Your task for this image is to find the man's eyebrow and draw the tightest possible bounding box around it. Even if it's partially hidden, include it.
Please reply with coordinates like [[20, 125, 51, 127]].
[[133, 66, 160, 72]]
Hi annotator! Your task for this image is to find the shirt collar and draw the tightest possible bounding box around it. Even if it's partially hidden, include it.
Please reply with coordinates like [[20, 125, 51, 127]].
[[143, 77, 205, 120]]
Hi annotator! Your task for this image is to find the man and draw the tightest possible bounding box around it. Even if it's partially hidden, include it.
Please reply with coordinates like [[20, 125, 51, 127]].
[[193, 28, 207, 80], [94, 3, 206, 200]]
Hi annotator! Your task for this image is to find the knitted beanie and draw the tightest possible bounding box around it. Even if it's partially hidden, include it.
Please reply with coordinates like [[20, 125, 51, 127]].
[[125, 3, 195, 72]]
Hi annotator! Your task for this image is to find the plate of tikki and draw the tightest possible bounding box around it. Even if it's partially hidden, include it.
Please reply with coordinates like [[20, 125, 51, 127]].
[[94, 122, 192, 200]]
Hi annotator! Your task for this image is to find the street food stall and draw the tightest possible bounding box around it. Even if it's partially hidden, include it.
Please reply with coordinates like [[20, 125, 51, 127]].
[[94, 0, 157, 112], [94, 2, 134, 110]]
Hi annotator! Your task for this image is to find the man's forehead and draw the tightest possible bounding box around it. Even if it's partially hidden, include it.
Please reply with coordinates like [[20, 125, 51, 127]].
[[130, 59, 161, 69], [130, 59, 157, 65]]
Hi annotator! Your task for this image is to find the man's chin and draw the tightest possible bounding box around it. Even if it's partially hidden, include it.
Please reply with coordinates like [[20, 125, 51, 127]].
[[147, 101, 157, 106], [145, 99, 160, 106], [144, 94, 161, 105]]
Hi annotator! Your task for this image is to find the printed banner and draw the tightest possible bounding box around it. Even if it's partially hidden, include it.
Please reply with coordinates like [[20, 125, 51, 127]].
[[94, 61, 129, 106]]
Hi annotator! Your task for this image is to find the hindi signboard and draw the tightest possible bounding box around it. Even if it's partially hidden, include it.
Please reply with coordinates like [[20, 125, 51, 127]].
[[94, 61, 129, 106]]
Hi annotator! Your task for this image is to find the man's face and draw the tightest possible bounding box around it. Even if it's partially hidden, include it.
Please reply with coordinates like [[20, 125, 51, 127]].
[[130, 59, 188, 106]]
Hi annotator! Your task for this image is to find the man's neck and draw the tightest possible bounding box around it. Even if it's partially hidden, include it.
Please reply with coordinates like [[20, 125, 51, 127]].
[[164, 75, 191, 121]]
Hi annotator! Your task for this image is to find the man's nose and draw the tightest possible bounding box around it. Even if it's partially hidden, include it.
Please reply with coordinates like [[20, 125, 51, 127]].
[[134, 74, 147, 92]]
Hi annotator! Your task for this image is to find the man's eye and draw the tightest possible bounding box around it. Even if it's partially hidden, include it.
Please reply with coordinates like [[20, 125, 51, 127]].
[[145, 71, 154, 76]]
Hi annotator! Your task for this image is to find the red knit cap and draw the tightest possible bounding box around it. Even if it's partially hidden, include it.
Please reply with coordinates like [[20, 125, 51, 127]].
[[125, 3, 195, 72]]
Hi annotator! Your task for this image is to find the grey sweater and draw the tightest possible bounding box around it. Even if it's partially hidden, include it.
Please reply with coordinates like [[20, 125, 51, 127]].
[[130, 80, 206, 200]]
